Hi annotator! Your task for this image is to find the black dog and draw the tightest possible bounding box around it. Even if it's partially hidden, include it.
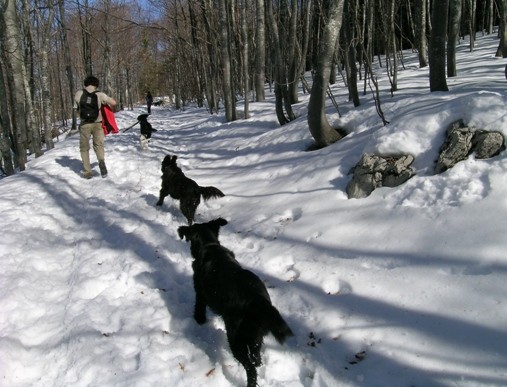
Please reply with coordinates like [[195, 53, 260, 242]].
[[178, 218, 293, 387], [137, 114, 157, 150], [156, 155, 225, 225]]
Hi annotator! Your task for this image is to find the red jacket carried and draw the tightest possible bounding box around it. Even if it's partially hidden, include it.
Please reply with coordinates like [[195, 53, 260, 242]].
[[101, 104, 119, 135]]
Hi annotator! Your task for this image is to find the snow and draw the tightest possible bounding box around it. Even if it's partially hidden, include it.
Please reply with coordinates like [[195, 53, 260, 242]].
[[2, 33, 507, 387]]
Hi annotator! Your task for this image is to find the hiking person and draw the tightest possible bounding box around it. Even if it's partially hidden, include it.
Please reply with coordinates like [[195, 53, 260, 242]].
[[74, 76, 117, 179], [146, 91, 153, 114]]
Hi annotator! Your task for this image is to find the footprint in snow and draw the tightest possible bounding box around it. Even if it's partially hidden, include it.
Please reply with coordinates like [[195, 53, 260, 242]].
[[322, 275, 352, 295], [273, 207, 303, 225]]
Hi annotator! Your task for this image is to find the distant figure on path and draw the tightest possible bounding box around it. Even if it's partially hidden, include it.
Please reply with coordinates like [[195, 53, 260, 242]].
[[146, 91, 153, 114]]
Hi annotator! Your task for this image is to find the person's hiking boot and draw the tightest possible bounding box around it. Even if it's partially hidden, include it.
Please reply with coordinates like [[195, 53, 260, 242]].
[[99, 161, 108, 178], [83, 171, 93, 179]]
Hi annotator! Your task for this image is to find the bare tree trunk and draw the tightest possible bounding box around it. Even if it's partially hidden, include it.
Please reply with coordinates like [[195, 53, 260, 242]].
[[298, 0, 312, 94], [497, 0, 507, 57], [19, 0, 42, 157], [362, 0, 374, 95], [78, 0, 93, 75], [287, 0, 299, 104], [0, 59, 15, 175], [487, 0, 494, 34], [188, 0, 205, 109], [3, 0, 29, 170], [218, 0, 236, 121], [467, 0, 477, 51], [240, 0, 250, 118], [388, 0, 397, 92], [33, 0, 56, 150], [416, 0, 429, 67], [308, 0, 345, 148], [173, 4, 182, 110], [200, 0, 220, 113], [102, 0, 113, 95], [255, 0, 266, 101], [343, 0, 360, 106], [58, 0, 77, 130], [266, 0, 295, 125], [448, 0, 462, 77], [429, 0, 450, 92]]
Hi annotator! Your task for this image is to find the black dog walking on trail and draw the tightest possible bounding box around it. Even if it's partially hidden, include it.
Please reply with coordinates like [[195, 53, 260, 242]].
[[156, 155, 225, 225], [178, 218, 293, 387], [138, 114, 157, 149]]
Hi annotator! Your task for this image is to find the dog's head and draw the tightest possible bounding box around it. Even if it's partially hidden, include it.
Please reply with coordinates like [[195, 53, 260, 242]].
[[161, 155, 178, 172], [178, 218, 228, 258], [137, 113, 150, 122]]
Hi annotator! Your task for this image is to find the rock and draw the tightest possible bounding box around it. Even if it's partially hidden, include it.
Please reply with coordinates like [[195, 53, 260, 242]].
[[347, 154, 415, 199], [435, 120, 505, 173], [472, 130, 505, 159], [435, 120, 473, 173]]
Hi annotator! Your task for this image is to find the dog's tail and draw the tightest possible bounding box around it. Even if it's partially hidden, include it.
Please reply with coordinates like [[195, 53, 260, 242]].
[[255, 297, 294, 344], [199, 186, 225, 201]]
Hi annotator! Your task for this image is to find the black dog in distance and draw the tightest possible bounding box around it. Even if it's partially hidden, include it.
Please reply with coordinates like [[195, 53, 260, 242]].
[[138, 114, 157, 150], [178, 218, 293, 387], [156, 155, 225, 225]]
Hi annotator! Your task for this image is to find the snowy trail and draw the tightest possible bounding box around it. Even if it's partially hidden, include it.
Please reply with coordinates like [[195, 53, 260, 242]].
[[2, 32, 507, 387]]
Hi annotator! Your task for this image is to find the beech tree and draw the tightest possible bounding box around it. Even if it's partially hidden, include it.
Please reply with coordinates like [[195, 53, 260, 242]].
[[218, 0, 236, 122], [2, 0, 30, 170], [254, 0, 266, 102], [342, 0, 360, 107], [307, 0, 345, 148], [429, 0, 449, 92], [448, 0, 462, 77], [266, 0, 295, 125], [497, 0, 507, 57], [0, 56, 15, 175], [416, 0, 429, 68], [58, 0, 77, 130]]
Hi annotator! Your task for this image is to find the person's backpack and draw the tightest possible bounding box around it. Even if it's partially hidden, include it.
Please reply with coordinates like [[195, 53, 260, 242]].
[[79, 89, 99, 124]]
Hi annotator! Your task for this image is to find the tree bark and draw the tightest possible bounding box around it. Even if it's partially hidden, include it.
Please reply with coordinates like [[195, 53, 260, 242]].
[[266, 0, 295, 125], [343, 0, 360, 106], [0, 60, 15, 175], [287, 0, 300, 104], [255, 0, 266, 102], [78, 0, 93, 76], [240, 0, 250, 118], [33, 0, 56, 150], [497, 0, 507, 57], [3, 0, 29, 170], [429, 0, 449, 92], [416, 0, 429, 68], [308, 0, 345, 148], [218, 0, 236, 121], [58, 0, 77, 130], [447, 0, 462, 77]]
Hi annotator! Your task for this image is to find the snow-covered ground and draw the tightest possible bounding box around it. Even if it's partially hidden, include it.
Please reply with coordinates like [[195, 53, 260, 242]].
[[1, 33, 507, 386]]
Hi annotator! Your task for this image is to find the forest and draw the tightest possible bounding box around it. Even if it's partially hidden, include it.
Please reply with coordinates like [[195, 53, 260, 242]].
[[1, 0, 506, 175]]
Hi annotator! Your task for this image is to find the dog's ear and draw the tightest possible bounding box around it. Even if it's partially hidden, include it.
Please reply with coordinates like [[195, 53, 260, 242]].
[[215, 217, 228, 227], [177, 226, 189, 240], [208, 218, 227, 236], [172, 155, 178, 163]]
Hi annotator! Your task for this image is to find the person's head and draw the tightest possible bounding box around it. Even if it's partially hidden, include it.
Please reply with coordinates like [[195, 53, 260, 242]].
[[84, 76, 99, 88]]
